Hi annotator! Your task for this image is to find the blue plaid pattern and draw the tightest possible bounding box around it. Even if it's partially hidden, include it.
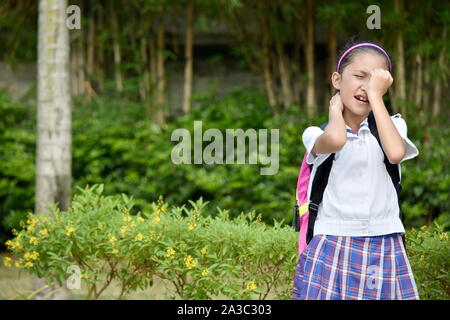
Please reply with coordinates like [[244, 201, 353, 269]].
[[292, 233, 420, 300]]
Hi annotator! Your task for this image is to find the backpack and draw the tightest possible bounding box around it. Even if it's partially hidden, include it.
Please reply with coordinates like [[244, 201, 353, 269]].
[[293, 111, 406, 255]]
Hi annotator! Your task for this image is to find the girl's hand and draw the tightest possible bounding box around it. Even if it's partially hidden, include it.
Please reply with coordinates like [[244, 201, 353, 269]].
[[329, 92, 344, 113], [367, 69, 394, 100]]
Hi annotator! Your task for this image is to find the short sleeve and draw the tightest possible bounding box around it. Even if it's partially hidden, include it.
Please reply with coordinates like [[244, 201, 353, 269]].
[[391, 113, 419, 163], [302, 126, 332, 166]]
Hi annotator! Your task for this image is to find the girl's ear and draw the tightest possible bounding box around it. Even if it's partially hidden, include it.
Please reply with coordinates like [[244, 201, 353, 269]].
[[331, 72, 341, 90]]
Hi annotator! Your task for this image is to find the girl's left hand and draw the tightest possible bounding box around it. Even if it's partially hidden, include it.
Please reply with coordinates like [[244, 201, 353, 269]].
[[367, 69, 394, 100]]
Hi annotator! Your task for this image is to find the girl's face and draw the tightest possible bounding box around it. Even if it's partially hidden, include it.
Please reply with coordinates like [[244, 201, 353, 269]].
[[332, 51, 389, 117]]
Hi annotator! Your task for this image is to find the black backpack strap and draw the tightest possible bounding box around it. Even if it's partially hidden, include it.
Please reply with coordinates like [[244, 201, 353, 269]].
[[306, 121, 334, 244], [367, 111, 402, 194], [368, 111, 406, 249]]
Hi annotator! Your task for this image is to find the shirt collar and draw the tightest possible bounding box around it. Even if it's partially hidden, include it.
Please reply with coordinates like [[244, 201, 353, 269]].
[[346, 117, 369, 136]]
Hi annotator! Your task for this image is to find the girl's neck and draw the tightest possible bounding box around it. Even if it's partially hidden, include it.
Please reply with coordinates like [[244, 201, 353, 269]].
[[342, 108, 369, 134]]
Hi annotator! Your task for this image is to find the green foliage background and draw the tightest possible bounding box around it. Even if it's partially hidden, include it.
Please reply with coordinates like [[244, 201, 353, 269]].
[[0, 88, 448, 247]]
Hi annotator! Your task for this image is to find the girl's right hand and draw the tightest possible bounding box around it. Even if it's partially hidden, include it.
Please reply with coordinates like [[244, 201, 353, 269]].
[[329, 92, 344, 113]]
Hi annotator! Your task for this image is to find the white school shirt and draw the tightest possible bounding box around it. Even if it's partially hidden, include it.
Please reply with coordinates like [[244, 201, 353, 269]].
[[302, 113, 419, 237]]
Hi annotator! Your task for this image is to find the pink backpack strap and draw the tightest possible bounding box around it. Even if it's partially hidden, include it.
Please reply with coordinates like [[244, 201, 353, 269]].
[[296, 153, 312, 255]]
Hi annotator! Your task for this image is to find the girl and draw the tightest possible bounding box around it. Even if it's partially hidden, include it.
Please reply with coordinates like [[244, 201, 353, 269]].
[[292, 39, 420, 300]]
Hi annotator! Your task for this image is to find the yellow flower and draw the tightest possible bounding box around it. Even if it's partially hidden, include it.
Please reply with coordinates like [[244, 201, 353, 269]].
[[24, 251, 40, 261], [81, 273, 90, 279], [26, 218, 36, 232], [38, 228, 49, 238], [15, 259, 23, 267], [66, 226, 75, 236], [166, 248, 176, 259], [420, 225, 427, 231], [24, 261, 34, 268], [134, 233, 144, 242], [111, 249, 119, 255], [119, 226, 130, 236], [29, 236, 39, 246], [108, 233, 117, 245], [152, 215, 160, 225], [5, 240, 23, 251], [200, 246, 208, 256], [246, 281, 257, 290], [420, 255, 425, 261], [184, 255, 197, 269], [439, 233, 448, 241], [123, 215, 132, 223], [188, 223, 196, 230], [3, 257, 12, 267], [137, 217, 145, 223], [201, 268, 209, 276]]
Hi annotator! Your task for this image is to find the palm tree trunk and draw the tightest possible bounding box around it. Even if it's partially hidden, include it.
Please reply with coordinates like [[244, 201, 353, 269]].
[[35, 0, 72, 300]]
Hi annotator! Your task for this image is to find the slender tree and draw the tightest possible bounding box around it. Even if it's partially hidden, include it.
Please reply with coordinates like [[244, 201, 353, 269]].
[[304, 0, 316, 117], [182, 0, 195, 114], [34, 0, 72, 299]]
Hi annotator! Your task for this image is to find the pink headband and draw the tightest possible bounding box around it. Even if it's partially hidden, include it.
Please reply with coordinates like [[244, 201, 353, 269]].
[[336, 43, 392, 72]]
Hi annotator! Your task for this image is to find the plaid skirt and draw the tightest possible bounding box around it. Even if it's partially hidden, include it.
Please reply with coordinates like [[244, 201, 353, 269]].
[[292, 233, 420, 300]]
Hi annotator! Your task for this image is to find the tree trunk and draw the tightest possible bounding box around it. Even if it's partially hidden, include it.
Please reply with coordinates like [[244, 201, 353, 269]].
[[111, 7, 123, 93], [305, 0, 316, 117], [77, 28, 85, 96], [182, 0, 194, 114], [413, 52, 424, 125], [291, 35, 302, 106], [394, 0, 406, 116], [260, 18, 276, 111], [154, 18, 166, 125], [70, 30, 78, 96], [432, 28, 447, 117], [86, 10, 95, 78], [326, 18, 337, 108], [96, 5, 104, 93], [35, 0, 71, 300], [422, 57, 430, 122], [275, 39, 294, 110], [139, 37, 150, 101]]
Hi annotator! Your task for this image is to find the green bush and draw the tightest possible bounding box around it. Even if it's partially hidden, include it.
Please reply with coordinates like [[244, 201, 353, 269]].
[[4, 185, 449, 300], [0, 90, 35, 246], [4, 185, 298, 300], [406, 222, 450, 300]]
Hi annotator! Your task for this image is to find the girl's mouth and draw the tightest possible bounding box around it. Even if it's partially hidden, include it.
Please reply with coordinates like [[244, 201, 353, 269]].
[[354, 95, 369, 105]]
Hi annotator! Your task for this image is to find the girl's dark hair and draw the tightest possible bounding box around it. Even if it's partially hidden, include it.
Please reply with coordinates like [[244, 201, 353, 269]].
[[336, 36, 393, 74]]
